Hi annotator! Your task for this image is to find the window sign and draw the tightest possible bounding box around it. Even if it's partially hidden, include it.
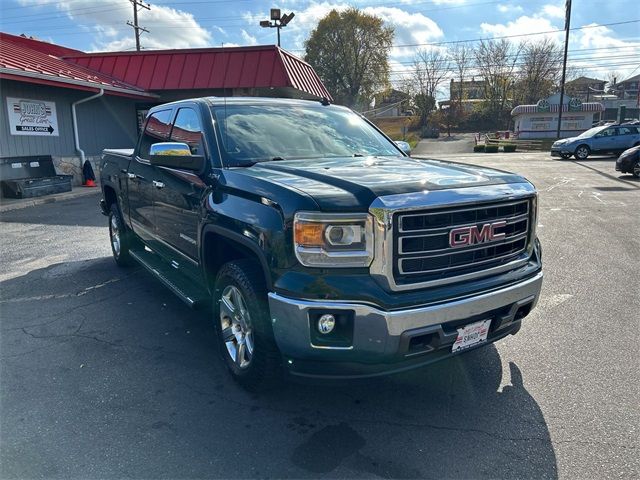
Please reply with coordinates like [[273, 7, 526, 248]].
[[6, 97, 59, 136]]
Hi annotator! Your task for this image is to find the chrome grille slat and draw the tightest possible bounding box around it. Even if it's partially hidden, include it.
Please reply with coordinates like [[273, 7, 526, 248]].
[[399, 200, 529, 233], [400, 230, 528, 257], [399, 245, 527, 275], [394, 199, 532, 282], [399, 212, 529, 236]]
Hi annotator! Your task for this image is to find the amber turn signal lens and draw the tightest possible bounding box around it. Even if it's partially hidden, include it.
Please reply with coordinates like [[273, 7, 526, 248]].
[[294, 222, 324, 246]]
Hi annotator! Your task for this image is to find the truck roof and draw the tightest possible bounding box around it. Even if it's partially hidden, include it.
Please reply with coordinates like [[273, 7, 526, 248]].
[[149, 96, 334, 113]]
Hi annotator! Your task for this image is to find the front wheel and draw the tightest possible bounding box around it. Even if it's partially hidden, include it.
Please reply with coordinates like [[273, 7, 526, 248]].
[[574, 145, 590, 160], [108, 203, 133, 267], [633, 162, 640, 179], [213, 259, 281, 391]]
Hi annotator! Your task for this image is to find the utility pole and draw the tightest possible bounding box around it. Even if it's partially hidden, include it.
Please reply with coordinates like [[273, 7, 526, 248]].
[[127, 0, 150, 51], [556, 0, 572, 139]]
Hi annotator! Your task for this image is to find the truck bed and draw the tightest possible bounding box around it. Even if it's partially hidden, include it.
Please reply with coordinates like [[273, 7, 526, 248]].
[[103, 148, 134, 158]]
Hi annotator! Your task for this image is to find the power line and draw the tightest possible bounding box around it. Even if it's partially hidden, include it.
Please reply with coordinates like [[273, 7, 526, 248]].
[[288, 19, 640, 52]]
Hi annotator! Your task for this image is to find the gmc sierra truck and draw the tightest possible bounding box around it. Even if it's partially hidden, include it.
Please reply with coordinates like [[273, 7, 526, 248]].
[[100, 97, 543, 389]]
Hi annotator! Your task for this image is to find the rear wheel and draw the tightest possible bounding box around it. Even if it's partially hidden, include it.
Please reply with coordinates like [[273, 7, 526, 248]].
[[213, 259, 281, 391], [574, 145, 590, 160], [108, 203, 133, 267]]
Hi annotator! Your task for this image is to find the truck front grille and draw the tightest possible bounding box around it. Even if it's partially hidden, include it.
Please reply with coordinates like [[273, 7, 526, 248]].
[[393, 199, 531, 285]]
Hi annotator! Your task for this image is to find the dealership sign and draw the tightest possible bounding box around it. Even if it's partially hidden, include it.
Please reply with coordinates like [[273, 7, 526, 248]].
[[6, 97, 59, 136]]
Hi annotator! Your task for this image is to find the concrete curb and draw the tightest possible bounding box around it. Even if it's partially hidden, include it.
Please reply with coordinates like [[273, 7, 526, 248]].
[[0, 188, 100, 213]]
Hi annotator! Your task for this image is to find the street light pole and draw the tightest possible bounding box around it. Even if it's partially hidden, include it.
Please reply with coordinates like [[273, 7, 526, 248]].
[[556, 0, 572, 139], [259, 9, 295, 48]]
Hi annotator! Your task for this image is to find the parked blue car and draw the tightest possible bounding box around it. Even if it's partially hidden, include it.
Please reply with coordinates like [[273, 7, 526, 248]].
[[551, 124, 640, 160]]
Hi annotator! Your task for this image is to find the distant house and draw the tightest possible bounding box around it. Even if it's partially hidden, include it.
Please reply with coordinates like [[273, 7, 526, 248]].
[[511, 93, 604, 139], [612, 74, 640, 103], [369, 89, 410, 117], [564, 76, 606, 101], [441, 78, 486, 111]]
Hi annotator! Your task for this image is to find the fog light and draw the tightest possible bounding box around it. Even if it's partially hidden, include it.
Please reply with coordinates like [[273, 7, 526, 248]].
[[317, 314, 336, 334]]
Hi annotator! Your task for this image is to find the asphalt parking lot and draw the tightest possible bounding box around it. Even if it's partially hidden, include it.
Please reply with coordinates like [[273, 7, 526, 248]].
[[1, 152, 638, 479]]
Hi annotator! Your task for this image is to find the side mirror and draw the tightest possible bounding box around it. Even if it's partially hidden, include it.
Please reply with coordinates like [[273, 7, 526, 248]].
[[395, 140, 411, 156], [149, 142, 205, 171]]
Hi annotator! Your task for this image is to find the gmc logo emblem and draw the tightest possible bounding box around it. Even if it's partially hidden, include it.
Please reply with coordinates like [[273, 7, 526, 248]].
[[449, 221, 507, 248]]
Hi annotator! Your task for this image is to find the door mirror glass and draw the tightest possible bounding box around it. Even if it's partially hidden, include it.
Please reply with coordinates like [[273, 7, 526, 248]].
[[149, 142, 205, 171], [395, 140, 411, 156]]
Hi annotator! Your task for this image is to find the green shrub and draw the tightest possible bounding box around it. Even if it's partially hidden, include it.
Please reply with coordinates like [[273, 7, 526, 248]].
[[503, 144, 517, 153], [473, 144, 485, 152], [484, 145, 499, 153]]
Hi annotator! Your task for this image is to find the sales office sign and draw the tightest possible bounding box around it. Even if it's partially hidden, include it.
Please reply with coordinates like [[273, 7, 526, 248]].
[[6, 97, 59, 136]]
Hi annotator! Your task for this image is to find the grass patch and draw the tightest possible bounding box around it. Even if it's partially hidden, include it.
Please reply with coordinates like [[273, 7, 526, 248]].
[[503, 144, 517, 152], [371, 116, 420, 148], [473, 144, 485, 152]]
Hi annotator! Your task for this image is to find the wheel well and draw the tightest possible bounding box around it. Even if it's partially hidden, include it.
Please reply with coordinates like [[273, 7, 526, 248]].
[[202, 231, 269, 289], [577, 144, 590, 151], [103, 185, 117, 209]]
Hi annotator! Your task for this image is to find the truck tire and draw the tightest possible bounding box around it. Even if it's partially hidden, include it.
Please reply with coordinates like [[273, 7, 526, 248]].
[[108, 203, 133, 267], [213, 259, 281, 391], [574, 145, 590, 160]]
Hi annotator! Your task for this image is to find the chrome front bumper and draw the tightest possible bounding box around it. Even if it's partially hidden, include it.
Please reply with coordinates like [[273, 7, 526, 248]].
[[268, 271, 543, 376]]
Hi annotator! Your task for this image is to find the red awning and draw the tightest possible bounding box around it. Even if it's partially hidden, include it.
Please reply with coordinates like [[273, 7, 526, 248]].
[[64, 45, 332, 100], [511, 102, 604, 115]]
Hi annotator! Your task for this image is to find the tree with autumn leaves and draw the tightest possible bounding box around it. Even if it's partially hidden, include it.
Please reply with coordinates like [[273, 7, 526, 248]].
[[304, 8, 394, 108]]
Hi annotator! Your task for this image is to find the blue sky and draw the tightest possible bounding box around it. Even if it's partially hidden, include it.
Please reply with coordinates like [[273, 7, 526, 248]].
[[2, 0, 639, 90]]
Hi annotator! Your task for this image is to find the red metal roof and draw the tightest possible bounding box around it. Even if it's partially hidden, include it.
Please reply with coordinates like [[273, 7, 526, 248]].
[[0, 33, 154, 98], [64, 45, 332, 100], [0, 32, 332, 101]]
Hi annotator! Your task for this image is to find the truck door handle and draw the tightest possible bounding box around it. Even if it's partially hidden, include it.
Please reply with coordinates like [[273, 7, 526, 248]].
[[152, 180, 165, 189]]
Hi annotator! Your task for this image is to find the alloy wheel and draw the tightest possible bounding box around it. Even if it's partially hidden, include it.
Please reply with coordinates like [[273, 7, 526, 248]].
[[576, 146, 589, 160], [219, 285, 254, 369], [110, 215, 121, 256]]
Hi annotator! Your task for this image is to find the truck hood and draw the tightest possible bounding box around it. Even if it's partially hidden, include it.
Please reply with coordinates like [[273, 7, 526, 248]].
[[244, 156, 526, 211]]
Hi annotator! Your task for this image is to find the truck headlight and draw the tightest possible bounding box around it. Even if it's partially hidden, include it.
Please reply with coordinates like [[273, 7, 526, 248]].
[[293, 212, 374, 267]]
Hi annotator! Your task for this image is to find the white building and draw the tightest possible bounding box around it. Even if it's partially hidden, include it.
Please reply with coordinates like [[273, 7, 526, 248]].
[[511, 94, 604, 139]]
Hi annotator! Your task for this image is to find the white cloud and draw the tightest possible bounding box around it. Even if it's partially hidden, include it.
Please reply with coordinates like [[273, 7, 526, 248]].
[[241, 29, 258, 46], [243, 2, 443, 58], [480, 15, 562, 43], [497, 4, 524, 14], [541, 4, 565, 19], [19, 0, 213, 51]]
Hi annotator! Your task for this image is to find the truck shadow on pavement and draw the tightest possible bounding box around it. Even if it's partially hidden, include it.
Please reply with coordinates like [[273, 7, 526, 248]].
[[0, 257, 557, 479]]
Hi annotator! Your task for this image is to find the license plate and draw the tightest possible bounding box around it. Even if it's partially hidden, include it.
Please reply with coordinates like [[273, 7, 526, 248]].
[[451, 319, 491, 353]]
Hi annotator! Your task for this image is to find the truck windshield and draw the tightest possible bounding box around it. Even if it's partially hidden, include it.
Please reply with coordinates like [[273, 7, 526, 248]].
[[210, 104, 401, 165]]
